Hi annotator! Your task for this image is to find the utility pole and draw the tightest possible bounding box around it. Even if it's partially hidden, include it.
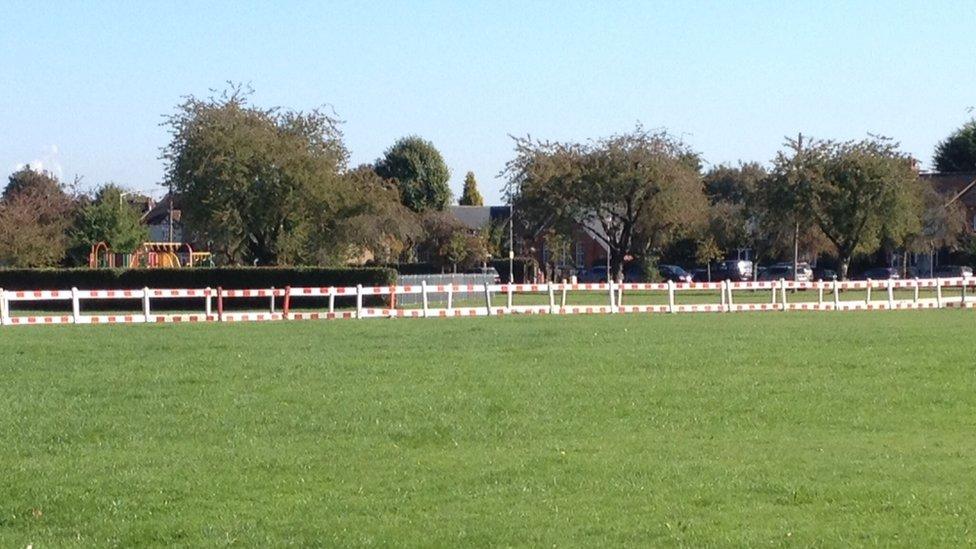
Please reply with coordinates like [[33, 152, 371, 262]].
[[508, 202, 515, 283], [167, 181, 174, 243], [793, 133, 802, 282]]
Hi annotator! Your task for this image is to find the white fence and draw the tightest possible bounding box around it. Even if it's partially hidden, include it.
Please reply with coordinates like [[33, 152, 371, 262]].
[[0, 277, 973, 327]]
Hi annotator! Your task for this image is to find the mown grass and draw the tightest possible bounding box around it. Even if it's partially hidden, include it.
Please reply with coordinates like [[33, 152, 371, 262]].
[[1, 310, 975, 546]]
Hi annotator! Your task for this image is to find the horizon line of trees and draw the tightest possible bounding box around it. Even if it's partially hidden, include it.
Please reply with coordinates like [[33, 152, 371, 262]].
[[2, 85, 975, 279]]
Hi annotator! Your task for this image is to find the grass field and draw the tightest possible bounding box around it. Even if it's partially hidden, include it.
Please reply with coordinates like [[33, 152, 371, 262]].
[[2, 310, 975, 546]]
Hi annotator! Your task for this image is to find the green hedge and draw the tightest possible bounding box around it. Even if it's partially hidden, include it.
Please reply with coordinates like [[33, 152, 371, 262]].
[[0, 267, 396, 291]]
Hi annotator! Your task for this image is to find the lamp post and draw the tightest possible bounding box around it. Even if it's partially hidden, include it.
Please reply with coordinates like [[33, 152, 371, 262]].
[[508, 202, 515, 283]]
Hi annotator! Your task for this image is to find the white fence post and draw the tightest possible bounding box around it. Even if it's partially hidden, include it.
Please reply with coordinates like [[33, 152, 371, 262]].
[[936, 278, 943, 308], [421, 281, 430, 318], [0, 289, 7, 325], [71, 287, 81, 323], [771, 281, 778, 306], [727, 280, 734, 311], [356, 284, 363, 319], [560, 280, 568, 310], [446, 284, 454, 311], [817, 282, 824, 306], [328, 287, 336, 314], [866, 279, 873, 304], [667, 280, 676, 313], [548, 282, 556, 314], [720, 280, 728, 311], [779, 279, 787, 311], [913, 278, 920, 305], [506, 283, 513, 310], [205, 287, 212, 317], [833, 279, 840, 308], [962, 279, 968, 305], [483, 283, 493, 315], [886, 278, 895, 309], [608, 281, 616, 313], [270, 286, 276, 313], [142, 287, 151, 322], [617, 283, 624, 308]]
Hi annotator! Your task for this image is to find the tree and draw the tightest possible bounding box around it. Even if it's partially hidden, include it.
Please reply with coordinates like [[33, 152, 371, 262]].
[[0, 168, 77, 267], [322, 165, 422, 264], [695, 236, 723, 282], [72, 184, 148, 254], [459, 171, 484, 206], [703, 162, 765, 257], [3, 165, 64, 200], [375, 136, 451, 212], [796, 137, 921, 280], [934, 120, 976, 172], [162, 85, 349, 265], [505, 126, 705, 281]]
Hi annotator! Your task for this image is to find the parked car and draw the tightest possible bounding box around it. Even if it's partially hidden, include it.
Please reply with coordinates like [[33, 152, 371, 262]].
[[813, 267, 837, 281], [658, 264, 693, 283], [757, 265, 793, 281], [933, 265, 974, 278], [477, 266, 501, 283], [861, 267, 900, 280], [712, 260, 754, 282], [768, 261, 813, 282], [579, 266, 609, 283], [691, 268, 710, 282]]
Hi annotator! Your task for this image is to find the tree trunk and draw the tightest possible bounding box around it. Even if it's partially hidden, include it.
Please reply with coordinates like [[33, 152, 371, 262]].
[[838, 255, 852, 281], [610, 249, 626, 282]]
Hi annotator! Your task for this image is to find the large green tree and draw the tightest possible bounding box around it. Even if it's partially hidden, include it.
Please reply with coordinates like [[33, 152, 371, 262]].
[[505, 127, 706, 281], [792, 137, 921, 280], [72, 183, 148, 253], [0, 167, 77, 267], [319, 165, 422, 265], [374, 136, 451, 212], [458, 171, 484, 206], [934, 120, 976, 172], [162, 86, 349, 265]]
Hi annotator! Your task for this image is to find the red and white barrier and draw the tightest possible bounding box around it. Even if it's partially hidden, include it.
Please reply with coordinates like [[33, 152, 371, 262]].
[[1, 277, 973, 327]]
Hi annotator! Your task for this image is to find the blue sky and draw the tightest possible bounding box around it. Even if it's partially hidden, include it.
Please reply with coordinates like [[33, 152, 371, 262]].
[[1, 1, 973, 202]]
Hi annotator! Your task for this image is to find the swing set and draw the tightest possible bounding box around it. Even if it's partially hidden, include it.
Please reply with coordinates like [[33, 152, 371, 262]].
[[88, 241, 213, 269]]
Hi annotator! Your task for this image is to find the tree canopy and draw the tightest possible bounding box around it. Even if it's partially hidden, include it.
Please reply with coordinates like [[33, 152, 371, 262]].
[[934, 120, 976, 173], [505, 126, 705, 281], [459, 171, 484, 206], [162, 86, 349, 265], [0, 168, 77, 267], [789, 136, 920, 279], [374, 136, 451, 213], [72, 183, 148, 253]]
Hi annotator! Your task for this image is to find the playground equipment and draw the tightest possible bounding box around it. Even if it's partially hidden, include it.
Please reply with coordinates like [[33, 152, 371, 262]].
[[88, 241, 213, 269]]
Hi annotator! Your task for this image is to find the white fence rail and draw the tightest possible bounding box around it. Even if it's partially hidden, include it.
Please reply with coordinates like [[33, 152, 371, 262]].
[[0, 277, 973, 327]]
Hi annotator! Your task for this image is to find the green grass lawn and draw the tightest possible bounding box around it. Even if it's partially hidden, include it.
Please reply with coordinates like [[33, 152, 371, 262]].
[[2, 311, 975, 546]]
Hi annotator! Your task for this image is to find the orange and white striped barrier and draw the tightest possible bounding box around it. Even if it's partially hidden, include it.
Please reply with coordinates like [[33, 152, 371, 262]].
[[1, 277, 974, 327]]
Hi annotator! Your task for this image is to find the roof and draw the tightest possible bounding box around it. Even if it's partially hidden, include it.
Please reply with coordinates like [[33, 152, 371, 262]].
[[449, 205, 510, 230], [920, 172, 976, 207], [142, 192, 182, 225]]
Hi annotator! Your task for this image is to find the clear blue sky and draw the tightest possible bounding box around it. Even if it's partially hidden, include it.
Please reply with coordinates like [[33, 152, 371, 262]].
[[1, 1, 973, 202]]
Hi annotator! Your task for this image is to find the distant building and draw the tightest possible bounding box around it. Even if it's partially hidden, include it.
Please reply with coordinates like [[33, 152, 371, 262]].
[[141, 193, 185, 243]]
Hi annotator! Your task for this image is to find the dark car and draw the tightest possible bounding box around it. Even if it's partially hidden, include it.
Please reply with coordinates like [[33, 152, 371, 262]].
[[861, 267, 900, 280], [933, 265, 974, 278], [813, 268, 837, 281], [658, 264, 693, 283], [711, 260, 754, 282]]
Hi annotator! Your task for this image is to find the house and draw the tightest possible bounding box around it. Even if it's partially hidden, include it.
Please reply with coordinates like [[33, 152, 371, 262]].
[[449, 205, 511, 233], [141, 193, 185, 243]]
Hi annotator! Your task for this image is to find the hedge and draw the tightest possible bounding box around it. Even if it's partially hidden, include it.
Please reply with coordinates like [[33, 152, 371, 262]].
[[0, 266, 396, 291]]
